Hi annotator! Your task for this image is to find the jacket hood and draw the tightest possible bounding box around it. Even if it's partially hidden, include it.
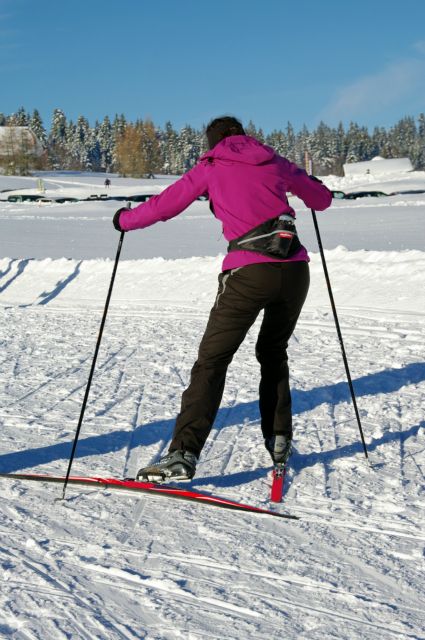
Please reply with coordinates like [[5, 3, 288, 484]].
[[201, 135, 276, 166]]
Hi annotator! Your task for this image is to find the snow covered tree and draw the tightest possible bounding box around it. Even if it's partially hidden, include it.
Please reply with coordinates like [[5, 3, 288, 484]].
[[389, 116, 417, 164], [29, 109, 47, 147], [9, 107, 29, 126], [139, 118, 161, 176], [50, 109, 67, 143], [345, 122, 374, 164], [295, 125, 311, 168], [177, 126, 200, 172], [111, 114, 127, 170], [112, 114, 127, 139], [266, 130, 288, 156], [415, 113, 425, 169], [245, 120, 265, 143], [198, 126, 208, 156], [309, 122, 341, 175], [285, 123, 296, 163], [330, 122, 347, 175], [96, 116, 114, 172], [48, 109, 68, 169], [63, 120, 76, 169], [87, 131, 102, 172], [371, 126, 390, 158], [74, 115, 91, 168], [160, 121, 179, 174]]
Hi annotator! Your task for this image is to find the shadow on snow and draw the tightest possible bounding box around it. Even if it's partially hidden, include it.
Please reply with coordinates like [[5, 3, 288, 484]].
[[0, 361, 424, 475], [0, 259, 33, 294]]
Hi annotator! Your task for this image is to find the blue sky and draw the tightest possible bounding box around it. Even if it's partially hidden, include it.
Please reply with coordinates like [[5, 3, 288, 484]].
[[1, 0, 425, 133]]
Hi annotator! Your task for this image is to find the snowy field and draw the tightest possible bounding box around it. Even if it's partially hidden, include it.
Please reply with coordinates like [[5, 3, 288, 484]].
[[0, 170, 424, 639]]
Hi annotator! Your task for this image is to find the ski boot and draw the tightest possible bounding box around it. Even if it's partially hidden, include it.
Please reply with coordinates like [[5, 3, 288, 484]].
[[265, 434, 292, 465], [136, 450, 198, 483], [265, 435, 292, 503]]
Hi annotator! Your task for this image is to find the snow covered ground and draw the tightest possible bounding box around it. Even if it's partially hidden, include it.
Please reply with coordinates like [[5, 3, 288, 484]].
[[0, 171, 424, 639]]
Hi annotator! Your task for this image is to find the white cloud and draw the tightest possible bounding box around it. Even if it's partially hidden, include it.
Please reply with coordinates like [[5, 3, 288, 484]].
[[413, 40, 425, 55], [319, 57, 425, 124]]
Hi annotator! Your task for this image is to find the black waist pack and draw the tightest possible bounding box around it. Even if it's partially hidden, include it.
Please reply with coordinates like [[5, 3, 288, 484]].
[[227, 215, 301, 259]]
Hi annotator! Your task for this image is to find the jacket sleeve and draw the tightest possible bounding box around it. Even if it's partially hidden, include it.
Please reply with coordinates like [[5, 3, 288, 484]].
[[119, 162, 210, 231], [281, 158, 333, 211]]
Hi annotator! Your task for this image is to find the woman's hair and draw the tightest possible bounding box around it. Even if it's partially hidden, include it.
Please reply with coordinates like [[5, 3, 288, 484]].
[[205, 116, 245, 149]]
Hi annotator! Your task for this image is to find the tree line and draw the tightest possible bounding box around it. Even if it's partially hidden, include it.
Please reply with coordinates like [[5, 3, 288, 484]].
[[1, 107, 425, 177]]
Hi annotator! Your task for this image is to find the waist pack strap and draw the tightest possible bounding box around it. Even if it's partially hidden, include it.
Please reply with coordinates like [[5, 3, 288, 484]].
[[227, 215, 302, 259]]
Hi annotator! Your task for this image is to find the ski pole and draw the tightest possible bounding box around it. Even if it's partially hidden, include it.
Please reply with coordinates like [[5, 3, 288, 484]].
[[62, 230, 125, 498], [310, 208, 369, 461]]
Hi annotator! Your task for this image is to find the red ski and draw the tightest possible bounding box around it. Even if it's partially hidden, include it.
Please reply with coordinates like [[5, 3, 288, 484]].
[[0, 472, 297, 520], [270, 464, 286, 503]]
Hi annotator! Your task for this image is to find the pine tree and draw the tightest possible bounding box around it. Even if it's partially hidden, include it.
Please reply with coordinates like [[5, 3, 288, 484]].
[[74, 115, 91, 169], [64, 120, 77, 169], [256, 127, 265, 143], [29, 109, 47, 147], [198, 126, 208, 156], [178, 126, 199, 172], [140, 118, 161, 176], [96, 115, 114, 172], [245, 120, 258, 140], [390, 116, 417, 163], [310, 122, 337, 175], [112, 114, 127, 170], [113, 114, 127, 138], [9, 107, 29, 126], [415, 113, 425, 169], [161, 121, 179, 174], [371, 126, 389, 158], [345, 122, 373, 163], [295, 125, 311, 168], [48, 108, 68, 169], [285, 123, 296, 162], [266, 130, 288, 156], [87, 128, 102, 172]]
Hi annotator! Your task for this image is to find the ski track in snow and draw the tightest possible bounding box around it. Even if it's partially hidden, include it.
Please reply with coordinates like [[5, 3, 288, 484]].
[[0, 296, 424, 639]]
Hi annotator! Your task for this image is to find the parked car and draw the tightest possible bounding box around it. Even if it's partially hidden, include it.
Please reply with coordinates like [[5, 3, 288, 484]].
[[86, 194, 108, 201], [7, 194, 41, 203], [344, 190, 389, 200], [389, 189, 425, 196], [331, 190, 346, 199], [128, 194, 156, 202]]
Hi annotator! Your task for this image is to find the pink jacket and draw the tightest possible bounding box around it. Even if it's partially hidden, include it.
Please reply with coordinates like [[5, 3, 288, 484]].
[[119, 135, 332, 270]]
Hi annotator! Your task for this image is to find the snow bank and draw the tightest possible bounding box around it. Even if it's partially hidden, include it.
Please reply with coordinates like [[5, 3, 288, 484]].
[[323, 169, 425, 194], [1, 249, 424, 316], [343, 156, 413, 177]]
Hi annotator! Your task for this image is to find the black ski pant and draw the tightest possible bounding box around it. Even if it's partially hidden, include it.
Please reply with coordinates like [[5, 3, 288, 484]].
[[169, 261, 310, 457]]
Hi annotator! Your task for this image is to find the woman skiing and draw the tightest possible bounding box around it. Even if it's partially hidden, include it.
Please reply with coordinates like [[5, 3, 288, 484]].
[[113, 116, 332, 482]]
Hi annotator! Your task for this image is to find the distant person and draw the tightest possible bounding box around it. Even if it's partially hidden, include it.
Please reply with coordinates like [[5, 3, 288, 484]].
[[104, 178, 111, 188], [113, 116, 332, 483]]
